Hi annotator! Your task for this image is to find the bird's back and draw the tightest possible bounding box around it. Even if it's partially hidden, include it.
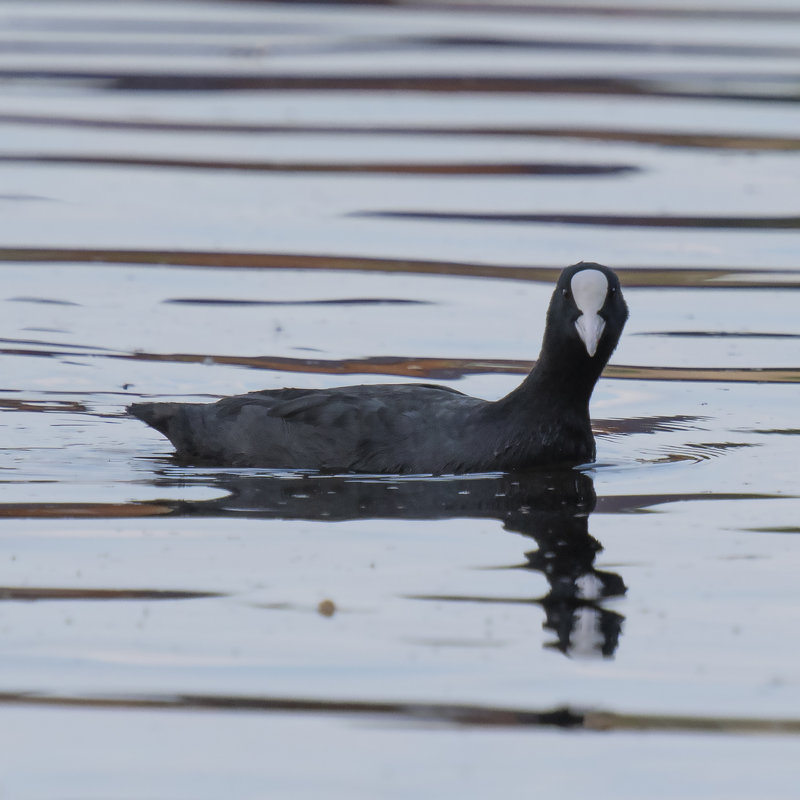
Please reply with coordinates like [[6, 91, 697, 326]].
[[128, 383, 487, 472]]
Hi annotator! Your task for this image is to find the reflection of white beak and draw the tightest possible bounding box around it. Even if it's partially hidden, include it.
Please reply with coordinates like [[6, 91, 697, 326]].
[[575, 313, 606, 357], [571, 269, 609, 358]]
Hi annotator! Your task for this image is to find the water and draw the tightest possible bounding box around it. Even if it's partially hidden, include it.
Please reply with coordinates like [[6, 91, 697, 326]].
[[1, 1, 799, 797]]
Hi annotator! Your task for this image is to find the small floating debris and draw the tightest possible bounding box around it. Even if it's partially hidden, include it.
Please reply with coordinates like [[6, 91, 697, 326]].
[[317, 599, 336, 618]]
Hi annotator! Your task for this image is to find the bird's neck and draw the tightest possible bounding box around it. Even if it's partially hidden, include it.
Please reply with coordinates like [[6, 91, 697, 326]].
[[498, 350, 603, 418]]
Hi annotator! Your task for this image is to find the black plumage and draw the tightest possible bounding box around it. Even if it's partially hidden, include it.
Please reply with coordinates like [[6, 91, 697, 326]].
[[128, 262, 628, 473]]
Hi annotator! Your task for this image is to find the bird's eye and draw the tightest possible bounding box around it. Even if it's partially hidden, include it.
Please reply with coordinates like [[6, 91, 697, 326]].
[[562, 288, 570, 298], [610, 286, 617, 294]]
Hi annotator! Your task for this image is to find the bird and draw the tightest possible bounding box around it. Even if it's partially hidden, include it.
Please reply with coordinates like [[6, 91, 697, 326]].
[[128, 262, 628, 474]]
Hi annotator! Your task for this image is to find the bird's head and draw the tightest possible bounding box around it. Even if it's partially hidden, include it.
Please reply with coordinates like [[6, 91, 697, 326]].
[[544, 262, 629, 370]]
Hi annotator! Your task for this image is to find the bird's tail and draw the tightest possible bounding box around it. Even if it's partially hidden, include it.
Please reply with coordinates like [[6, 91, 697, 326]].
[[127, 402, 180, 437]]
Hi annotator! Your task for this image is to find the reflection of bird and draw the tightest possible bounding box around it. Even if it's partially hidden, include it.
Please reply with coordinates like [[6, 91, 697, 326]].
[[168, 468, 627, 658], [129, 262, 628, 473]]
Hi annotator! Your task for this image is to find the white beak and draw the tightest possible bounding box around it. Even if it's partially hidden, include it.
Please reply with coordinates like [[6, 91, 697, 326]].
[[571, 269, 609, 358], [575, 313, 606, 357]]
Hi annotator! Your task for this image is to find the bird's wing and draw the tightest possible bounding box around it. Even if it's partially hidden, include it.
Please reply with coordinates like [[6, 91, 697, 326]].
[[264, 383, 468, 422]]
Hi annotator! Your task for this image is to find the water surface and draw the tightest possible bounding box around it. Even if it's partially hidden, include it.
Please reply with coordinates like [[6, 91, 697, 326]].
[[1, 1, 799, 798]]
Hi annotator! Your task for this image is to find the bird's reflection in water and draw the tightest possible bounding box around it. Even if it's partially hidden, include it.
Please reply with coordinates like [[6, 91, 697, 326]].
[[174, 467, 625, 658], [505, 473, 625, 658]]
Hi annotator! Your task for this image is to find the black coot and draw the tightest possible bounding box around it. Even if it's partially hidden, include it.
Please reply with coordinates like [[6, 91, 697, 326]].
[[128, 262, 628, 473]]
